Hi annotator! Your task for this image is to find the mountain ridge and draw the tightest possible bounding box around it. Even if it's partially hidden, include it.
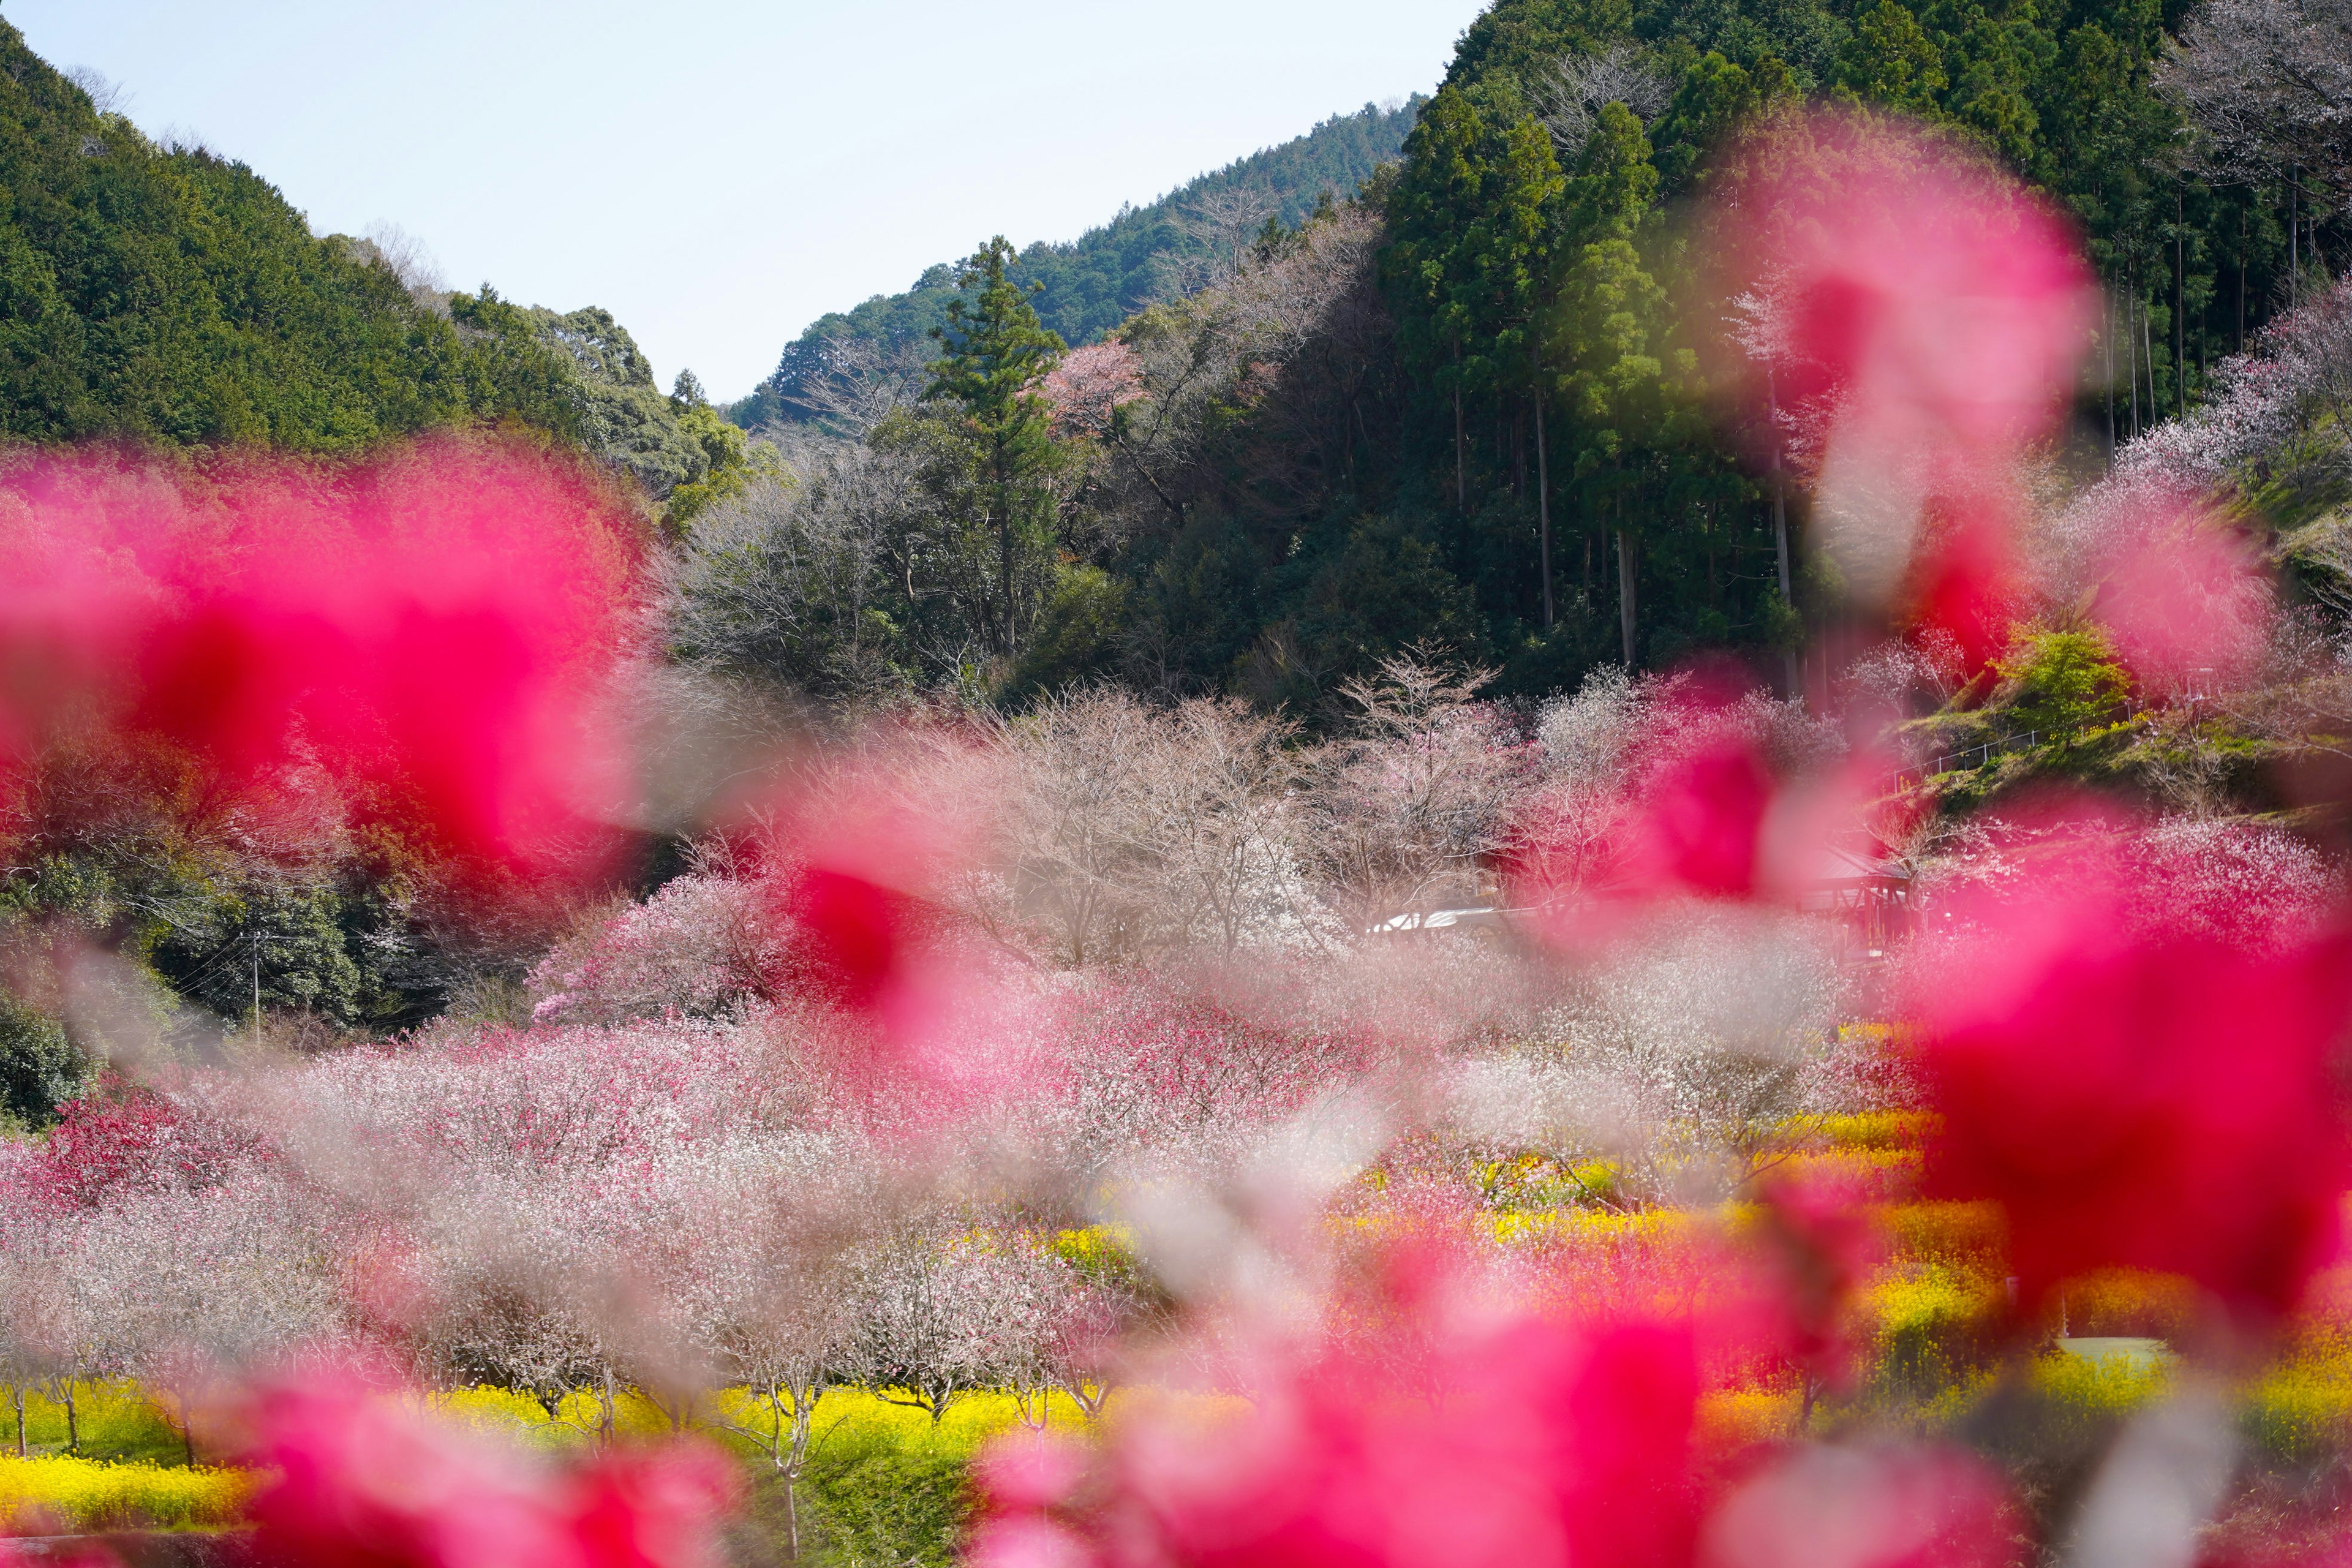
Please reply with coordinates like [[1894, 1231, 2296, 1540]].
[[726, 99, 1423, 429]]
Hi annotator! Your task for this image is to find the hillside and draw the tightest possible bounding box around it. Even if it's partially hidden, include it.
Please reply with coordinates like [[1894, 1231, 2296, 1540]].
[[669, 0, 2347, 729], [0, 21, 576, 451], [726, 99, 1422, 431], [0, 20, 760, 530]]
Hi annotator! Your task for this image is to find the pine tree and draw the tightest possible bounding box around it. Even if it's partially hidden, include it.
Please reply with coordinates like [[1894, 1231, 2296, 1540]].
[[928, 237, 1068, 652]]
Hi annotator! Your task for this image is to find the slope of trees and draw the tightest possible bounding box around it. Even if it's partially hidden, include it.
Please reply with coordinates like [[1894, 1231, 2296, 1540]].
[[727, 101, 1423, 432], [692, 0, 2342, 717], [1360, 0, 2344, 693], [0, 23, 579, 451]]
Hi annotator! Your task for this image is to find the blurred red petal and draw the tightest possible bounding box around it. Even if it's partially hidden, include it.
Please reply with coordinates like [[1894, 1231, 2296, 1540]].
[[1909, 831, 2352, 1315]]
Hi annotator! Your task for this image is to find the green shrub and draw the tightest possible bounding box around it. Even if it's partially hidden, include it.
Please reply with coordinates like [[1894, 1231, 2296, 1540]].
[[0, 990, 84, 1126], [1994, 629, 2130, 745]]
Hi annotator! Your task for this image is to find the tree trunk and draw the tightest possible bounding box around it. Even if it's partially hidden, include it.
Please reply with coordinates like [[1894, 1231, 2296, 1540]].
[[62, 1385, 77, 1454], [1452, 338, 1466, 514], [2291, 175, 2300, 307], [1516, 410, 1528, 499], [1768, 368, 1798, 697], [1534, 386, 1554, 628], [9, 1386, 21, 1458], [2105, 288, 2117, 458], [2128, 275, 2141, 437], [1000, 489, 1017, 652], [2237, 210, 2246, 354], [778, 1379, 819, 1561], [2174, 183, 2188, 418], [1617, 524, 1637, 668]]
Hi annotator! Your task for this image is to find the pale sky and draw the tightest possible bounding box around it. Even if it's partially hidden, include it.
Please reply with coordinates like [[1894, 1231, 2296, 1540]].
[[6, 1, 1484, 399]]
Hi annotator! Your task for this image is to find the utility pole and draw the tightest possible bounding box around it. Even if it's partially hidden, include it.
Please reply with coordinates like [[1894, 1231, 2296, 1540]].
[[248, 927, 282, 1038]]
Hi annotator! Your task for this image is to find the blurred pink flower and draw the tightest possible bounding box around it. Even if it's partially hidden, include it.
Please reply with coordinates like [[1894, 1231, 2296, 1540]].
[[781, 864, 930, 1019], [1513, 673, 1882, 921], [1702, 1445, 2018, 1568], [2078, 480, 2273, 694], [240, 1376, 737, 1568], [973, 1311, 1704, 1568], [1908, 824, 2352, 1316], [1730, 115, 2092, 462], [1749, 1172, 1889, 1398], [1712, 115, 2095, 662], [0, 441, 643, 886]]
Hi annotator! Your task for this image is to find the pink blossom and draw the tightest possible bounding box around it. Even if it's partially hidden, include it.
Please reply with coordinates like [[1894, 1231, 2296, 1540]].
[[1724, 115, 2092, 462], [1038, 342, 1145, 439], [2057, 474, 2274, 694], [1747, 1171, 1889, 1398], [1702, 1445, 2018, 1568], [974, 1310, 1705, 1568], [1509, 672, 1871, 918], [18, 1076, 252, 1212], [0, 440, 643, 886], [1907, 820, 2352, 1316], [239, 1374, 738, 1568], [1709, 115, 2095, 662]]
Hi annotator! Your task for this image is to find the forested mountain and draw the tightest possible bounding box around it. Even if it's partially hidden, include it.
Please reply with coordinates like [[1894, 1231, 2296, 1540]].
[[0, 21, 578, 451], [726, 100, 1422, 431], [0, 20, 755, 528], [679, 0, 2346, 717]]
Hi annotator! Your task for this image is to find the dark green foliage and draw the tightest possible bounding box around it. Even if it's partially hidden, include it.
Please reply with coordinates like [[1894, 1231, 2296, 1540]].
[[527, 304, 710, 498], [1833, 0, 1950, 113], [0, 990, 83, 1128], [928, 238, 1070, 654], [0, 730, 541, 1042], [929, 240, 1068, 433], [673, 0, 2342, 729], [1004, 565, 1131, 700], [732, 102, 1422, 430], [150, 877, 367, 1028], [1321, 0, 2335, 701], [0, 21, 579, 451], [522, 304, 758, 521]]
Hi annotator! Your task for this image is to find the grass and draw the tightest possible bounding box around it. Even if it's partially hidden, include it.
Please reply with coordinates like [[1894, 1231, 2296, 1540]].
[[0, 1455, 251, 1533], [1, 1382, 197, 1466]]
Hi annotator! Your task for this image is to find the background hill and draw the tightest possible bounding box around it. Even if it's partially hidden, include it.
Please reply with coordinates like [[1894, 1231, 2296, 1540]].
[[0, 21, 578, 451], [725, 100, 1423, 431]]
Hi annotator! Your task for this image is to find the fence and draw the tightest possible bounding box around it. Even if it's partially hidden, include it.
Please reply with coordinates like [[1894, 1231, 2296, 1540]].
[[1890, 729, 2041, 791], [1887, 673, 2218, 794]]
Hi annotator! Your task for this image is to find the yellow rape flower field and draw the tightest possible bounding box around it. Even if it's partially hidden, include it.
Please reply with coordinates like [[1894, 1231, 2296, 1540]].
[[0, 1455, 252, 1534]]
